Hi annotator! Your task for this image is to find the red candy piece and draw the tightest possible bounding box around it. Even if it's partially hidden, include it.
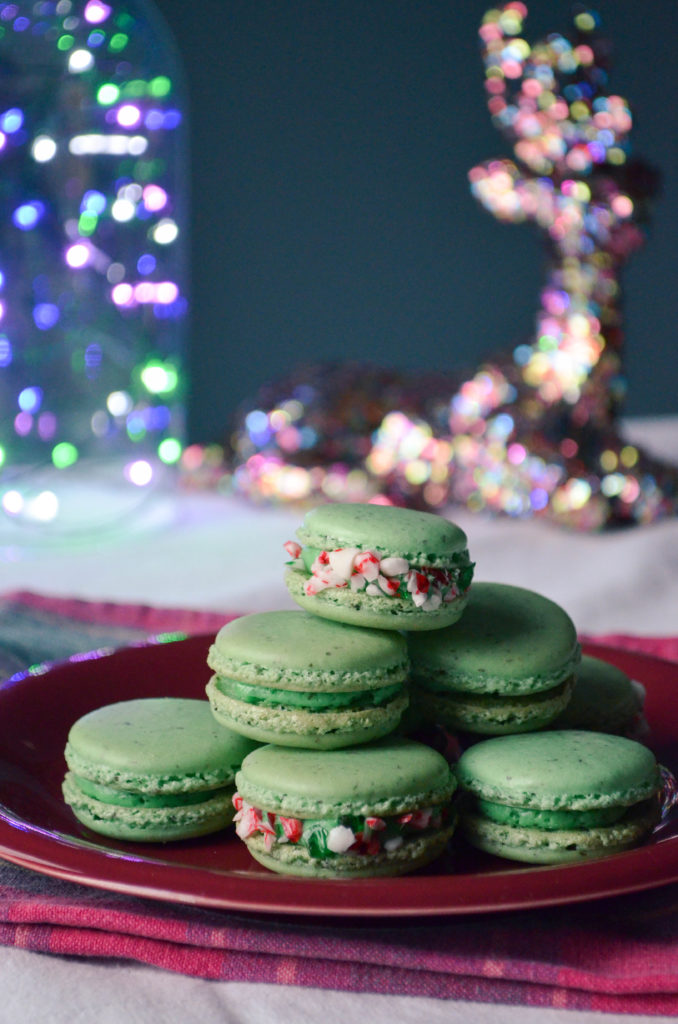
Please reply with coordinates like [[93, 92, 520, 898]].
[[279, 816, 303, 843]]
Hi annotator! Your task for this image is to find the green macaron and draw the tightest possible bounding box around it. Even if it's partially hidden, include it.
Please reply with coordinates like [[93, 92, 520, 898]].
[[205, 610, 409, 749], [283, 502, 474, 631], [233, 737, 458, 877], [550, 654, 647, 736], [407, 582, 581, 734], [62, 698, 260, 842], [455, 730, 662, 864]]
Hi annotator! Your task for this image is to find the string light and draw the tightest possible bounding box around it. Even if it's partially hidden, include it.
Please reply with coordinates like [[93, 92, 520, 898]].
[[0, 0, 187, 528]]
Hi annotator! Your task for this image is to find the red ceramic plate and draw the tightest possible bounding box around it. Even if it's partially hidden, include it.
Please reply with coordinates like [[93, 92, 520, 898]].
[[1, 636, 677, 917]]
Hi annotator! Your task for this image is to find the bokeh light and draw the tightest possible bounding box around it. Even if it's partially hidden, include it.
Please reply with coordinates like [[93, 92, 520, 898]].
[[227, 4, 678, 529], [0, 0, 187, 531], [125, 459, 153, 486], [51, 441, 79, 468]]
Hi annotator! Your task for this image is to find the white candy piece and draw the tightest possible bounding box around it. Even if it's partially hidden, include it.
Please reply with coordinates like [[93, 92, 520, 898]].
[[326, 824, 356, 854], [379, 556, 409, 577], [378, 574, 400, 596], [354, 550, 381, 581], [328, 547, 360, 581]]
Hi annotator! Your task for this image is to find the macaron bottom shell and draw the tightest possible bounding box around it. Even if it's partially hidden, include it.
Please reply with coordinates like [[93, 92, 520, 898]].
[[206, 675, 408, 750], [459, 797, 661, 865], [414, 678, 574, 735], [62, 773, 237, 842], [285, 567, 468, 631], [243, 822, 456, 878]]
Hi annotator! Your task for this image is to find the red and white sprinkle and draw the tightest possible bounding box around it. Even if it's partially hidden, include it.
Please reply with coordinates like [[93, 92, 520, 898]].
[[279, 816, 303, 844], [285, 539, 462, 612]]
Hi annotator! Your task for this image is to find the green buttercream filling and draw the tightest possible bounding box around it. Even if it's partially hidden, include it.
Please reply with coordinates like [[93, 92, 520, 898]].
[[216, 677, 402, 710], [74, 776, 227, 808], [423, 679, 571, 702], [301, 546, 322, 571], [476, 798, 627, 830]]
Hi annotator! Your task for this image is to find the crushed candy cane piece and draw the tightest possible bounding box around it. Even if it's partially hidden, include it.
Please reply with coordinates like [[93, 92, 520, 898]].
[[279, 816, 303, 844], [354, 550, 381, 581], [304, 571, 347, 596], [409, 809, 433, 829], [379, 556, 409, 577], [407, 570, 429, 594], [258, 817, 277, 851], [378, 574, 401, 596], [328, 546, 360, 580], [234, 803, 262, 841], [398, 808, 434, 829], [304, 577, 327, 596], [327, 824, 356, 853], [284, 540, 302, 559], [365, 835, 381, 855]]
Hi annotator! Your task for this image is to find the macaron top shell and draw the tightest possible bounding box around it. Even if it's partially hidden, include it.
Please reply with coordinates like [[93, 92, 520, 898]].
[[65, 698, 259, 794], [456, 730, 660, 812], [408, 582, 580, 694], [236, 737, 457, 819], [208, 611, 409, 692], [551, 654, 645, 730], [296, 503, 469, 568]]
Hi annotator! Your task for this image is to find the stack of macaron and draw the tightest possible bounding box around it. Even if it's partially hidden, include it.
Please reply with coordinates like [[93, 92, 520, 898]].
[[206, 502, 475, 877], [62, 499, 667, 873], [60, 501, 473, 877]]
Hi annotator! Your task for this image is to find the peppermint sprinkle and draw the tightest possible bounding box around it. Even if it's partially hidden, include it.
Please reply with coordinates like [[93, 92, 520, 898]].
[[285, 541, 463, 612]]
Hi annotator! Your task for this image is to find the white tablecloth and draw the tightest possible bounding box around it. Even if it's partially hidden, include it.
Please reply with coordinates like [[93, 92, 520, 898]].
[[2, 415, 677, 1023]]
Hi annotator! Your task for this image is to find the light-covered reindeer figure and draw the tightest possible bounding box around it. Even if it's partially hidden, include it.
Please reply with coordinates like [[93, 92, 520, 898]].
[[369, 3, 677, 527], [232, 4, 676, 527]]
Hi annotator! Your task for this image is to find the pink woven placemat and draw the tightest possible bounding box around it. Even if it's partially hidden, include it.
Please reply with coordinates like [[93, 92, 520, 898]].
[[1, 590, 678, 1013]]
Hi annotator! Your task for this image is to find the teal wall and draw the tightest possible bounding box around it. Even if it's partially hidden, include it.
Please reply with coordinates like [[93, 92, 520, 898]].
[[154, 1, 678, 444]]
